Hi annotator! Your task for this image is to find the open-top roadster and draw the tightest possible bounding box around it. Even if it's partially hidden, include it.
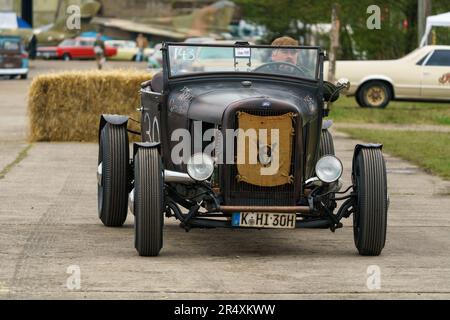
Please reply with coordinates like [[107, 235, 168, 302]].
[[97, 42, 388, 257]]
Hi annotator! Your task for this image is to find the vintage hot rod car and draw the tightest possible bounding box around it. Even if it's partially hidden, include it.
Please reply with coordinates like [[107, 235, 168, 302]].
[[97, 42, 388, 257]]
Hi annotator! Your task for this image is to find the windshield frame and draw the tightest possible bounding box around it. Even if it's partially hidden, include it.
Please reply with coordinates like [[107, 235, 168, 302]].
[[162, 42, 323, 84]]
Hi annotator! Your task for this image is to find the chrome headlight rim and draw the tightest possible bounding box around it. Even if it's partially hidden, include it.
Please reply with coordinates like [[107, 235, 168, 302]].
[[187, 153, 215, 182], [315, 155, 343, 184]]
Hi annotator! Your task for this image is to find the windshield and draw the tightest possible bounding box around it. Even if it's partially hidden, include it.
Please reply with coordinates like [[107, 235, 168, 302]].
[[0, 38, 21, 52], [59, 39, 76, 47], [167, 44, 319, 80]]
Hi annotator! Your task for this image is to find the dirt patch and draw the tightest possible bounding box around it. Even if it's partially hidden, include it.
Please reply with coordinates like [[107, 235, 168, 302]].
[[0, 144, 32, 180]]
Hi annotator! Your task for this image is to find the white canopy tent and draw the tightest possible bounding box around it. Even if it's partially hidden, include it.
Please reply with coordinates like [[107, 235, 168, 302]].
[[420, 11, 450, 47], [0, 12, 19, 29]]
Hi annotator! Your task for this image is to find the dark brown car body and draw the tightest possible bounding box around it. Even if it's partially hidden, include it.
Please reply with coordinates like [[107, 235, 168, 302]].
[[98, 42, 389, 257], [141, 70, 323, 208]]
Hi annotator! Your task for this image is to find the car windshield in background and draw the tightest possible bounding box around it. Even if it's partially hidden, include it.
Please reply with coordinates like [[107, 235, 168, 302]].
[[167, 44, 319, 80], [0, 38, 21, 52]]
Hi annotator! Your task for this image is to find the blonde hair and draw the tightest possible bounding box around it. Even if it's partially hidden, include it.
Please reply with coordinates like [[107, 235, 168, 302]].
[[271, 36, 299, 46]]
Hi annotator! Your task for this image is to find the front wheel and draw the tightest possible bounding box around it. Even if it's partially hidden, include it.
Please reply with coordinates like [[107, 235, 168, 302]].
[[134, 147, 164, 257], [98, 124, 129, 227], [357, 81, 391, 108], [353, 148, 388, 256]]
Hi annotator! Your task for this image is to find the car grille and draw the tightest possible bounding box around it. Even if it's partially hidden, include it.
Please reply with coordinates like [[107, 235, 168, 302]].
[[223, 108, 300, 206]]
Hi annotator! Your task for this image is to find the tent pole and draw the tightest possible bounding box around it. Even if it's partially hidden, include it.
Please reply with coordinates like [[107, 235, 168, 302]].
[[418, 0, 432, 47]]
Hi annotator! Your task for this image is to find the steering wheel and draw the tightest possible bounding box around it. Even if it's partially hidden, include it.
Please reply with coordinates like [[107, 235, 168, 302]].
[[253, 62, 310, 77]]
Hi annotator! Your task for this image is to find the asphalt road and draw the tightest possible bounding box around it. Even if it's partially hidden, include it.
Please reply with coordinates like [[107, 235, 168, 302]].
[[1, 60, 450, 299]]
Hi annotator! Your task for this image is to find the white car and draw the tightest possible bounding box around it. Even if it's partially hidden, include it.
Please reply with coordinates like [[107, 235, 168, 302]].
[[105, 40, 154, 61], [326, 45, 450, 108]]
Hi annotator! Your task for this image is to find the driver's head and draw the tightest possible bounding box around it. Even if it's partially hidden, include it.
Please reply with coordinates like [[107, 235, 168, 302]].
[[271, 36, 299, 64]]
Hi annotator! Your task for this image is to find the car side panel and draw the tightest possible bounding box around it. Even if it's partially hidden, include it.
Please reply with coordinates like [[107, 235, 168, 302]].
[[329, 61, 422, 99], [421, 50, 450, 99], [80, 45, 94, 58], [390, 64, 422, 99], [105, 47, 117, 58], [421, 67, 450, 99], [69, 45, 83, 58], [324, 47, 443, 100], [109, 48, 135, 60]]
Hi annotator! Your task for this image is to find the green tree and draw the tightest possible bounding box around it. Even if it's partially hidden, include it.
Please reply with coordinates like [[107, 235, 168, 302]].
[[235, 0, 450, 59]]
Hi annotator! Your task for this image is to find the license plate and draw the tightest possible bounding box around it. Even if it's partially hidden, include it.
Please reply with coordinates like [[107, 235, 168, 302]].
[[5, 63, 14, 68], [232, 212, 296, 229]]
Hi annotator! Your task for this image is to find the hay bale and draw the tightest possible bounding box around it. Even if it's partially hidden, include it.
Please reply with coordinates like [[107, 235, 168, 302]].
[[28, 70, 151, 142]]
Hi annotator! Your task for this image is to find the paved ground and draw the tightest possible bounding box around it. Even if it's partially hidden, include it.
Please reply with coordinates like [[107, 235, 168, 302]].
[[1, 61, 450, 299]]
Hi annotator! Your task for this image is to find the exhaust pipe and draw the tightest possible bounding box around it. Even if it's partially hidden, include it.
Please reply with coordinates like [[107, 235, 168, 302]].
[[128, 170, 193, 215], [164, 170, 195, 183], [128, 188, 134, 215], [97, 163, 102, 186]]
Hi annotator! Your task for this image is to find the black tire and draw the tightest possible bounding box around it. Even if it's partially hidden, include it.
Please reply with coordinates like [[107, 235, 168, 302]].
[[134, 147, 164, 257], [63, 53, 71, 61], [319, 129, 335, 157], [20, 74, 27, 80], [98, 124, 129, 227], [353, 148, 388, 256], [355, 93, 363, 108], [357, 81, 391, 108]]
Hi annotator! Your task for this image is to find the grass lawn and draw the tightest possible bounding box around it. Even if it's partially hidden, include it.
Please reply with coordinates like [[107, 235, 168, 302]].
[[339, 128, 450, 180], [330, 96, 450, 126]]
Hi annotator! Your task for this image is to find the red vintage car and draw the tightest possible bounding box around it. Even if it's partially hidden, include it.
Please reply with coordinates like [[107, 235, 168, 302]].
[[37, 37, 117, 60]]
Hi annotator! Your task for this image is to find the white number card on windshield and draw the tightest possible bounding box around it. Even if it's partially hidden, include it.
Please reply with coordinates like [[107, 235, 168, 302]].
[[234, 47, 251, 58]]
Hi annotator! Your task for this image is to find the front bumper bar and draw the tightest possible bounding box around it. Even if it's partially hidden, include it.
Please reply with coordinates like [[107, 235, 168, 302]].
[[219, 205, 310, 213], [0, 68, 28, 75]]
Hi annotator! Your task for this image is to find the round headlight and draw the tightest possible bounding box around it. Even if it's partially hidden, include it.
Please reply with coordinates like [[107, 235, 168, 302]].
[[315, 155, 343, 183], [187, 153, 214, 181]]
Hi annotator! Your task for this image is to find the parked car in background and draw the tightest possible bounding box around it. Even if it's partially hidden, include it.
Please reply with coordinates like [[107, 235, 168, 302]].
[[37, 37, 117, 61], [0, 35, 28, 79], [105, 40, 154, 61], [326, 45, 450, 108]]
